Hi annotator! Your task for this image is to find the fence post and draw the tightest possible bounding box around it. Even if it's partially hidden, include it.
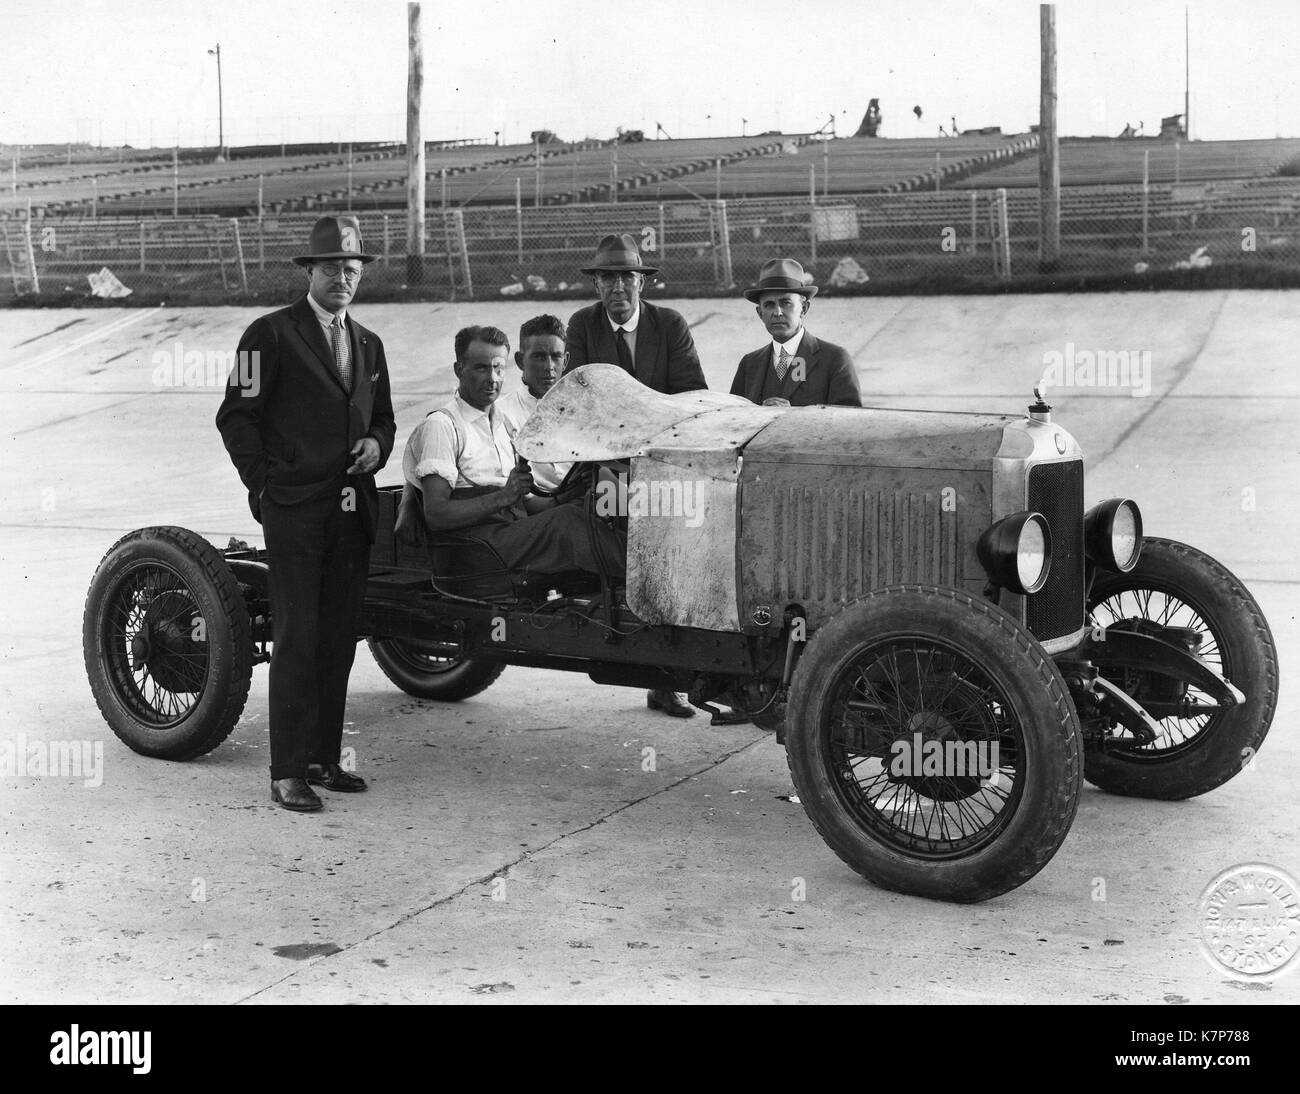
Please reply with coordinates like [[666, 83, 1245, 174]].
[[809, 166, 818, 266], [610, 145, 618, 204], [382, 213, 389, 266], [139, 220, 146, 272], [969, 190, 977, 254], [172, 147, 179, 216], [515, 178, 523, 265], [658, 202, 666, 261], [715, 158, 721, 201], [230, 218, 249, 292], [716, 200, 733, 288], [935, 152, 941, 192], [23, 213, 40, 295], [1141, 149, 1150, 254], [257, 174, 265, 270], [91, 177, 98, 218]]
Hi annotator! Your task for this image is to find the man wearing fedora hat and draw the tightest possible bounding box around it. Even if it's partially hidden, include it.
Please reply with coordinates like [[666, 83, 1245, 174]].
[[564, 233, 706, 396], [730, 258, 861, 408], [216, 214, 396, 812], [566, 234, 746, 723]]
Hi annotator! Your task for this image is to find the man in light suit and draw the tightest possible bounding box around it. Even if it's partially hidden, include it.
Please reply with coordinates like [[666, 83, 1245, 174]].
[[216, 215, 396, 812], [730, 258, 862, 408]]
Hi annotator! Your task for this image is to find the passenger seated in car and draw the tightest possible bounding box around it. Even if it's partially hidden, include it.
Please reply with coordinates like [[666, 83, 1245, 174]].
[[400, 325, 625, 581], [495, 314, 572, 492]]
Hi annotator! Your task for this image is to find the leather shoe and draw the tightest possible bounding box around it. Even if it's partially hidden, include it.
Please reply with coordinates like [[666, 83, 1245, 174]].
[[647, 689, 696, 718], [271, 777, 323, 812], [306, 762, 367, 793]]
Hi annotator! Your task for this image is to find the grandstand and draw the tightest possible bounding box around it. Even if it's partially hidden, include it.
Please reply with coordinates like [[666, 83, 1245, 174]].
[[954, 137, 1300, 188], [6, 132, 1300, 300]]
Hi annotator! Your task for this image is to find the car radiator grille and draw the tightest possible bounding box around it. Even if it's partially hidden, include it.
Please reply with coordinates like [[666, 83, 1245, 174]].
[[1025, 460, 1085, 642]]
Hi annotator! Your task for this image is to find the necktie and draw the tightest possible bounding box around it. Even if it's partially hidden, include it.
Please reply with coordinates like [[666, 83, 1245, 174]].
[[331, 314, 352, 390], [613, 327, 634, 374], [775, 345, 791, 382]]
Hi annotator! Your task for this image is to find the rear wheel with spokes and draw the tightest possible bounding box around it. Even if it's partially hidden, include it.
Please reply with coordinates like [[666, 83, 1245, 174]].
[[367, 637, 505, 700], [786, 586, 1082, 903], [83, 527, 251, 759]]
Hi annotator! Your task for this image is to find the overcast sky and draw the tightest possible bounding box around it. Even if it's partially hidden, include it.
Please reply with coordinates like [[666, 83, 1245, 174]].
[[1, 0, 1297, 148]]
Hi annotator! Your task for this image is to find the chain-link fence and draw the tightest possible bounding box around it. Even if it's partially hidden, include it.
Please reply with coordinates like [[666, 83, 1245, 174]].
[[6, 178, 1300, 304]]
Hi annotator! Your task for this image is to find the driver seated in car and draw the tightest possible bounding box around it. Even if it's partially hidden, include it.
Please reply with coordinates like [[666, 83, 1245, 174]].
[[401, 324, 624, 581]]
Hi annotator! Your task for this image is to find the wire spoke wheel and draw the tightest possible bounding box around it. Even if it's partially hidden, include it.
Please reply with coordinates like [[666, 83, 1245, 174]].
[[786, 586, 1081, 903], [367, 637, 505, 701], [84, 527, 251, 760], [101, 564, 210, 728], [1089, 586, 1221, 757], [1084, 537, 1278, 799], [827, 637, 1023, 858]]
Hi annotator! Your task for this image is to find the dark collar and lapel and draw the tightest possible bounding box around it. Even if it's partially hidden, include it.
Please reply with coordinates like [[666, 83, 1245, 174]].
[[289, 295, 369, 395], [741, 328, 821, 403], [630, 301, 661, 388]]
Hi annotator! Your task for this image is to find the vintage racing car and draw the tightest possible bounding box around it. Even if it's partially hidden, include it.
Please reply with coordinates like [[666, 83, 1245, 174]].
[[82, 364, 1279, 903]]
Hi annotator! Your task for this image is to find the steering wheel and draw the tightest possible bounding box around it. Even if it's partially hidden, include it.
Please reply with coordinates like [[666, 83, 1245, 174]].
[[527, 459, 598, 504]]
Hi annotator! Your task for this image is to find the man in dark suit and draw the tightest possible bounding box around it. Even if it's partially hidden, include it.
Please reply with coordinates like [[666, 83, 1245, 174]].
[[564, 233, 706, 395], [730, 258, 862, 408], [565, 234, 745, 723], [216, 215, 396, 812]]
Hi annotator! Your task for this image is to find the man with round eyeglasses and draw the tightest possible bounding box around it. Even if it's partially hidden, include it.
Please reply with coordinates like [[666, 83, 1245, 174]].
[[216, 215, 396, 812], [564, 234, 749, 723]]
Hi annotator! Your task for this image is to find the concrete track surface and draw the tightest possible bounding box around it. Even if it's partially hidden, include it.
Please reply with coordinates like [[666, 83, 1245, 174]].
[[1, 292, 1296, 1004]]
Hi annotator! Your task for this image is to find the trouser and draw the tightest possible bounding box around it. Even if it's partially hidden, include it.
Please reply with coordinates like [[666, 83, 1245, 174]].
[[261, 488, 371, 779], [467, 500, 626, 581]]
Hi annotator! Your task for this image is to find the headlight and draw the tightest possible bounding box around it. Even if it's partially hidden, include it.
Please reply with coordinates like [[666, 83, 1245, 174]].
[[977, 511, 1053, 595], [1084, 498, 1143, 572]]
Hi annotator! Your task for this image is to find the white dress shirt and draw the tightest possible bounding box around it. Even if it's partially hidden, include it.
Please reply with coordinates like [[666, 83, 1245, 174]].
[[771, 327, 804, 371], [306, 293, 350, 377], [607, 304, 640, 357], [403, 392, 515, 491], [495, 386, 571, 491]]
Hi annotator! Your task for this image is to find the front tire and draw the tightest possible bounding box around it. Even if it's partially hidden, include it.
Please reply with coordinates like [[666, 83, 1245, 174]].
[[82, 527, 251, 760], [1085, 537, 1278, 799], [367, 637, 505, 700], [786, 586, 1082, 903]]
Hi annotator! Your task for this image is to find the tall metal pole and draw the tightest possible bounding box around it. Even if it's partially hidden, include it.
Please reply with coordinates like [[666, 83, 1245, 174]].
[[1184, 5, 1190, 139], [208, 44, 225, 160], [534, 136, 541, 207], [405, 2, 426, 283], [1038, 4, 1060, 269]]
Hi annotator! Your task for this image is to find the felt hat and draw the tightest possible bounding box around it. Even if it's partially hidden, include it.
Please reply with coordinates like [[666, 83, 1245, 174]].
[[580, 233, 659, 276], [293, 214, 376, 266], [744, 257, 818, 302]]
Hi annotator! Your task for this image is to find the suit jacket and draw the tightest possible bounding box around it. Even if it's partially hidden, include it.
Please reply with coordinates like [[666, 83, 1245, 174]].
[[564, 299, 706, 394], [729, 329, 862, 407], [215, 295, 397, 541]]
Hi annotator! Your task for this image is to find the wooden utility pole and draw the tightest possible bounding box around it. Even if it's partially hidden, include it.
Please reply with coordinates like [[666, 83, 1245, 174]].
[[406, 2, 426, 283], [1038, 4, 1060, 269]]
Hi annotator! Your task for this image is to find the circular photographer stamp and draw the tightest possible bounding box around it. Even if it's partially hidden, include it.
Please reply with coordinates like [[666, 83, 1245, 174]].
[[1198, 862, 1300, 979]]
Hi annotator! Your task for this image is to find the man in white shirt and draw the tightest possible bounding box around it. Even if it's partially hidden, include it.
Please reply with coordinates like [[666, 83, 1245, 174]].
[[402, 325, 623, 579], [495, 314, 572, 493]]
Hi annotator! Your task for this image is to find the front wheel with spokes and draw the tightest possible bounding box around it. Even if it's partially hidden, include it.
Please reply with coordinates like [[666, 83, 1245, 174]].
[[786, 586, 1082, 903], [1085, 537, 1278, 799]]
